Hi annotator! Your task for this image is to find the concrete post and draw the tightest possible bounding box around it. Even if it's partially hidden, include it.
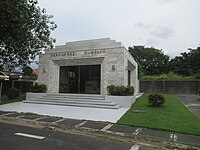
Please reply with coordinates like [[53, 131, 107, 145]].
[[0, 82, 2, 102], [12, 80, 14, 88]]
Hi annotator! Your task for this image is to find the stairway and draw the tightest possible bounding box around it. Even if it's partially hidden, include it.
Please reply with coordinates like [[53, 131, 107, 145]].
[[24, 93, 120, 109]]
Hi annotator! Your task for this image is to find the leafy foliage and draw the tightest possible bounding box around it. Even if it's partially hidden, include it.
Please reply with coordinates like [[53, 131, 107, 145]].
[[0, 0, 57, 71], [169, 47, 200, 76], [129, 46, 169, 76], [29, 83, 47, 93], [148, 93, 165, 107], [194, 72, 200, 80], [22, 66, 33, 76], [140, 72, 193, 80], [7, 88, 20, 99], [107, 85, 134, 96], [125, 86, 135, 96], [129, 45, 200, 78]]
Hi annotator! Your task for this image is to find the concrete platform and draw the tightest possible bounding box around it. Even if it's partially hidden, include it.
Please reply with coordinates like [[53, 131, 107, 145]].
[[139, 128, 170, 139], [81, 121, 109, 130], [58, 119, 83, 127], [177, 95, 200, 119], [0, 102, 129, 123], [108, 124, 137, 133]]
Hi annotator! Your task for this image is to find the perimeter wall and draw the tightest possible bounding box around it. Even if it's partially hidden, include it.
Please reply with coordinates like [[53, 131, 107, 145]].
[[139, 80, 200, 94]]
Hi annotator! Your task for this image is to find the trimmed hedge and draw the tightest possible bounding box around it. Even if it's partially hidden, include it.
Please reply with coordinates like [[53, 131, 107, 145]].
[[107, 85, 134, 96], [29, 83, 47, 93]]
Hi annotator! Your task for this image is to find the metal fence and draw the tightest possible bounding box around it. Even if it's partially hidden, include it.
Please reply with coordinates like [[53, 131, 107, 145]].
[[0, 80, 33, 96]]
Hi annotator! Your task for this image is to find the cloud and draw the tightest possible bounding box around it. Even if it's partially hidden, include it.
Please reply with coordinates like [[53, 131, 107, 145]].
[[150, 26, 174, 39], [134, 22, 174, 40], [156, 0, 178, 5], [146, 38, 160, 46], [38, 0, 200, 58], [134, 22, 151, 29]]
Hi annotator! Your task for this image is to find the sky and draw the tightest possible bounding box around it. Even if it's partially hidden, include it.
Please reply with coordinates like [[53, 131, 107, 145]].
[[38, 0, 200, 58]]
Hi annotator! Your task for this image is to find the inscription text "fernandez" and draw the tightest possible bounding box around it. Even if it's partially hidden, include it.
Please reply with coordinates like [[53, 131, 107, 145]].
[[51, 52, 75, 57], [51, 49, 106, 57]]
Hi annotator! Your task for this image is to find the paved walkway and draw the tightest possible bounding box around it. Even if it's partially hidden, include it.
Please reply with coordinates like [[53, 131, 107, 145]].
[[176, 95, 200, 119], [0, 111, 200, 147], [0, 102, 129, 123]]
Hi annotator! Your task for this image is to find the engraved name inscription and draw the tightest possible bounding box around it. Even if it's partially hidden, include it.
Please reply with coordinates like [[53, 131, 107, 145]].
[[51, 49, 106, 57], [51, 52, 75, 57]]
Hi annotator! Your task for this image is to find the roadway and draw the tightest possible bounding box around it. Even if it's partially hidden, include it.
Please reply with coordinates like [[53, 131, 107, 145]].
[[0, 122, 133, 150]]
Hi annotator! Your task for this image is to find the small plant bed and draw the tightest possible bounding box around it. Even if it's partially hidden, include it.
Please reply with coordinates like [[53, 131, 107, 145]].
[[0, 95, 25, 105], [118, 93, 200, 136], [107, 85, 134, 96]]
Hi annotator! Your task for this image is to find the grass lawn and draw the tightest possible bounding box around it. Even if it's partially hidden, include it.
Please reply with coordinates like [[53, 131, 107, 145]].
[[118, 93, 200, 136], [0, 95, 25, 105]]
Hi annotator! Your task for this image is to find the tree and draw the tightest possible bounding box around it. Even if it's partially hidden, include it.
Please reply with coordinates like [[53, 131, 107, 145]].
[[0, 0, 57, 71], [169, 46, 200, 76], [186, 47, 200, 75], [129, 46, 169, 76], [168, 55, 191, 76], [22, 66, 33, 76]]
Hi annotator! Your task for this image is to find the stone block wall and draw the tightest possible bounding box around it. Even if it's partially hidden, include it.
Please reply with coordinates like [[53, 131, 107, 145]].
[[38, 38, 139, 95], [140, 80, 200, 94]]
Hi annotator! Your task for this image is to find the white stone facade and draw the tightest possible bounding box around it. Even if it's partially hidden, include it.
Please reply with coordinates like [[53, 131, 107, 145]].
[[38, 38, 138, 95]]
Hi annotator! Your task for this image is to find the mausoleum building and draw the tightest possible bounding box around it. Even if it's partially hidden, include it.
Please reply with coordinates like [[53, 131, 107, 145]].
[[38, 38, 138, 95]]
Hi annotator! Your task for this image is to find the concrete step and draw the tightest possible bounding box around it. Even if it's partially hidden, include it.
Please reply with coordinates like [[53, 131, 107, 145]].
[[24, 93, 120, 109], [46, 93, 105, 99], [26, 98, 115, 106], [44, 95, 106, 101], [24, 100, 120, 109], [28, 97, 112, 103]]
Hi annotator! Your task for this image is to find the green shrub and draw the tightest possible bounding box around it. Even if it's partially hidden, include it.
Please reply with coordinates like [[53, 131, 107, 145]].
[[115, 86, 126, 96], [30, 83, 47, 93], [107, 85, 134, 96], [7, 88, 20, 99], [141, 72, 193, 80], [107, 85, 116, 95], [126, 86, 135, 96], [148, 93, 165, 107]]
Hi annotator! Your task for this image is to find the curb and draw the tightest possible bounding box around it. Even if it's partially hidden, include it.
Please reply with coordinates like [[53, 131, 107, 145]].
[[0, 111, 199, 150]]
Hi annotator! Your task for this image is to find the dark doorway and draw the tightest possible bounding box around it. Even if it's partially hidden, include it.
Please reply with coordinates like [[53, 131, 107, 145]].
[[128, 70, 131, 86], [59, 65, 100, 94]]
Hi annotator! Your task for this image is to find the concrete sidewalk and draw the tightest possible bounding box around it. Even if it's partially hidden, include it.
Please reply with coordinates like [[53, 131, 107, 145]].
[[0, 102, 129, 123], [0, 111, 200, 148], [177, 95, 200, 119]]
